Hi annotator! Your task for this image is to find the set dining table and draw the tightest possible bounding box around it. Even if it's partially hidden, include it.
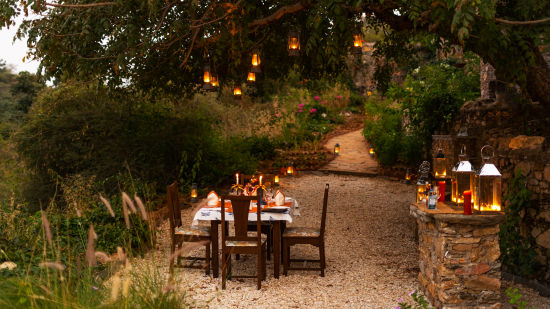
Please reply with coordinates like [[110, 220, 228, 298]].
[[191, 196, 300, 278]]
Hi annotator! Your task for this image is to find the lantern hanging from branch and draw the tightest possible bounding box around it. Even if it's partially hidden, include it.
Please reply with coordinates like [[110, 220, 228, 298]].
[[353, 32, 363, 54], [476, 145, 502, 212], [433, 148, 448, 179], [190, 183, 198, 202], [233, 84, 242, 99], [203, 65, 213, 90], [251, 49, 261, 73], [334, 143, 340, 156], [455, 146, 475, 206], [288, 30, 300, 56], [210, 74, 219, 90], [247, 72, 256, 83]]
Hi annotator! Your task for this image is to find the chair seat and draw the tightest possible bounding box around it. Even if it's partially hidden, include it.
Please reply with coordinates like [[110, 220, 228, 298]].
[[226, 239, 266, 247], [283, 227, 320, 238], [175, 225, 210, 237]]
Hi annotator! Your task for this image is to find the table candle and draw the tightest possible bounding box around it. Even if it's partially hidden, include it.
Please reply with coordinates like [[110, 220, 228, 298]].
[[259, 175, 263, 186], [236, 173, 239, 185], [438, 181, 445, 202], [463, 190, 472, 215]]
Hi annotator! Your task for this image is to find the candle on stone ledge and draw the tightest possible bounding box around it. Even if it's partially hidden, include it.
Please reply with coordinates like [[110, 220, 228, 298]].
[[463, 190, 472, 215], [438, 181, 446, 202]]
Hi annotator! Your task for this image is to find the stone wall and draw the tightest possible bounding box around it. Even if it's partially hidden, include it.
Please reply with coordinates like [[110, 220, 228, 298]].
[[411, 204, 504, 308], [445, 99, 550, 281]]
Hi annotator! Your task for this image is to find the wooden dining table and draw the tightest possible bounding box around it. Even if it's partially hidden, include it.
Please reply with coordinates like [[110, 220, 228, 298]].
[[192, 198, 298, 278]]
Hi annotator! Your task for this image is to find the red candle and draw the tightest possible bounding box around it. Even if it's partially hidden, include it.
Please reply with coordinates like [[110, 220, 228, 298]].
[[463, 190, 472, 215], [438, 181, 446, 202]]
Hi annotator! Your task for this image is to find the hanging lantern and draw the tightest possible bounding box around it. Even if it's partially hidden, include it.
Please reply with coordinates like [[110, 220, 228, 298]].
[[476, 145, 502, 212], [233, 84, 242, 99], [288, 30, 300, 56], [247, 72, 256, 83], [210, 74, 219, 89], [190, 183, 198, 202], [433, 148, 448, 179], [353, 32, 363, 54], [251, 49, 261, 73], [368, 146, 375, 157], [334, 143, 340, 156], [454, 146, 475, 206], [203, 65, 213, 90], [274, 175, 280, 186]]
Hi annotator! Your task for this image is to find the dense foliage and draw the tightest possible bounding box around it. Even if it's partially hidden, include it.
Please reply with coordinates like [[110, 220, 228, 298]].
[[363, 58, 479, 167]]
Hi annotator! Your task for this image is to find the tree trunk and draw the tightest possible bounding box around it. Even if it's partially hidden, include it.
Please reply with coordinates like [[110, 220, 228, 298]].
[[525, 47, 550, 108]]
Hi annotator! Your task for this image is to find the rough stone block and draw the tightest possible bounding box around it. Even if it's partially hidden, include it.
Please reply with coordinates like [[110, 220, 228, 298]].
[[464, 275, 501, 291], [473, 226, 500, 237], [508, 135, 545, 150], [453, 244, 473, 252], [536, 229, 550, 249]]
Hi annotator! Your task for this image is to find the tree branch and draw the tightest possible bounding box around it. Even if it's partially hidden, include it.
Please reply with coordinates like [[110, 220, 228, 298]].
[[495, 17, 550, 25], [248, 0, 313, 28], [44, 2, 116, 8]]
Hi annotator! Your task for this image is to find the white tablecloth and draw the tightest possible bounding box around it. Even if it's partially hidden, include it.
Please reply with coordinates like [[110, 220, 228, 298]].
[[192, 197, 299, 224]]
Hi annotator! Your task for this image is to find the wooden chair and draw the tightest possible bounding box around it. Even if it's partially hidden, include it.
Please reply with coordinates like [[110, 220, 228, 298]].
[[167, 182, 211, 275], [221, 191, 267, 290], [283, 183, 329, 277]]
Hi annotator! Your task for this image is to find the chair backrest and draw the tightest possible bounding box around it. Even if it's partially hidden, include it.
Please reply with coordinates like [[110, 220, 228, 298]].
[[166, 182, 182, 231], [221, 190, 263, 245], [320, 183, 330, 238]]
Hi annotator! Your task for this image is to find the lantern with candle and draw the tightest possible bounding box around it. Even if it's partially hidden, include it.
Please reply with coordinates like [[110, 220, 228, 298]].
[[251, 49, 261, 73], [416, 161, 430, 203], [190, 183, 198, 202], [368, 146, 375, 157], [288, 30, 300, 56], [334, 143, 340, 156], [233, 84, 242, 99], [404, 168, 411, 184], [286, 163, 295, 176], [210, 74, 219, 90], [451, 163, 458, 203], [454, 146, 475, 206], [476, 145, 502, 212], [433, 148, 447, 179], [274, 175, 280, 186], [247, 72, 256, 83], [353, 32, 363, 54], [203, 65, 213, 90]]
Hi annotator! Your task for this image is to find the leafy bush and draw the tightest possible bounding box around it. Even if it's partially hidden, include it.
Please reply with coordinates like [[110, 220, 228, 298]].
[[499, 170, 539, 277]]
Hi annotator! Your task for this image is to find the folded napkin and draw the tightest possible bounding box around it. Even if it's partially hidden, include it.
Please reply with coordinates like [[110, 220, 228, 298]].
[[274, 190, 285, 206], [206, 191, 219, 206]]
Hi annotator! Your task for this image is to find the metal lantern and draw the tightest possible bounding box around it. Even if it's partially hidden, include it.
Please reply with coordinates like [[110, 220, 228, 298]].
[[247, 72, 256, 83], [286, 164, 295, 176], [190, 183, 198, 202], [416, 161, 430, 203], [454, 147, 475, 206], [210, 74, 219, 89], [233, 84, 242, 99], [203, 65, 213, 90], [433, 148, 448, 179], [476, 145, 502, 211], [451, 163, 458, 203], [353, 32, 363, 54], [404, 168, 411, 184], [251, 49, 261, 73], [368, 146, 375, 157], [274, 175, 280, 186], [288, 30, 300, 56], [334, 143, 340, 156]]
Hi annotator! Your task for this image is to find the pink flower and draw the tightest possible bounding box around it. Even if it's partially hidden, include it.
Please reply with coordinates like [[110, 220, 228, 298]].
[[309, 108, 317, 114], [313, 96, 320, 100], [409, 290, 416, 296], [298, 103, 305, 107], [336, 95, 343, 99]]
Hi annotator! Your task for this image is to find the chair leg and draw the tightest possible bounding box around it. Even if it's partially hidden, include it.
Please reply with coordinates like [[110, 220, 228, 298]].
[[262, 247, 267, 280], [257, 251, 262, 290], [221, 253, 227, 289], [282, 238, 288, 276], [320, 242, 326, 277], [267, 229, 272, 261], [169, 240, 175, 275], [205, 242, 211, 275]]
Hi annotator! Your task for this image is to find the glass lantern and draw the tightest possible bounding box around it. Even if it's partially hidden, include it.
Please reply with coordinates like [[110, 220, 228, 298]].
[[451, 164, 458, 203], [455, 147, 475, 206], [251, 49, 261, 73], [288, 30, 300, 56], [416, 181, 427, 203], [203, 65, 213, 90], [286, 163, 295, 176], [353, 32, 363, 54], [274, 175, 280, 186], [433, 148, 447, 179], [476, 145, 502, 211], [190, 183, 198, 202], [334, 143, 340, 156], [247, 72, 256, 83], [233, 84, 242, 99], [368, 146, 375, 157], [416, 161, 430, 203], [210, 74, 219, 90]]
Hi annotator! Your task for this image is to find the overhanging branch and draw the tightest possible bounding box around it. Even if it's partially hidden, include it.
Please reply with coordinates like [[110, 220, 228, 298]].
[[495, 17, 550, 25], [45, 2, 116, 8], [248, 0, 313, 28]]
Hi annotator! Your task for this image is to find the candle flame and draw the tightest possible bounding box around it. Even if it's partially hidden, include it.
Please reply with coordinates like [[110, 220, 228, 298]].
[[274, 175, 279, 183]]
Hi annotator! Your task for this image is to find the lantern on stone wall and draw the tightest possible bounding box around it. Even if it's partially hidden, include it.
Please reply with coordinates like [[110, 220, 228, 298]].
[[433, 148, 448, 179], [353, 32, 363, 54], [203, 65, 213, 90], [233, 84, 242, 99], [476, 145, 502, 211], [416, 161, 430, 203], [334, 143, 340, 156], [455, 146, 475, 206], [190, 183, 198, 202], [288, 30, 300, 56], [451, 164, 458, 203], [251, 49, 261, 73]]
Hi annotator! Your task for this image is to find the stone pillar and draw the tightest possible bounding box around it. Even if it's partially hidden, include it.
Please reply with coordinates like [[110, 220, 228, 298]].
[[480, 61, 496, 100], [410, 203, 505, 308]]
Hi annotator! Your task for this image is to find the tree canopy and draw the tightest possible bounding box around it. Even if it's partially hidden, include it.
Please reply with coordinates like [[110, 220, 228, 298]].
[[1, 0, 549, 105]]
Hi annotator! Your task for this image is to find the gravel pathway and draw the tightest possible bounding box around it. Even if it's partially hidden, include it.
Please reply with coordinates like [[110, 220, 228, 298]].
[[143, 173, 550, 308]]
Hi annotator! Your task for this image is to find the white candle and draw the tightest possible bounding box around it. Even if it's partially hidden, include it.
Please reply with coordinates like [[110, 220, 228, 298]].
[[259, 175, 263, 186], [236, 173, 239, 184]]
